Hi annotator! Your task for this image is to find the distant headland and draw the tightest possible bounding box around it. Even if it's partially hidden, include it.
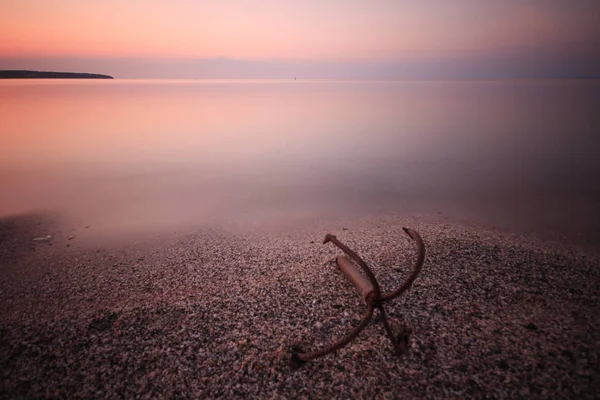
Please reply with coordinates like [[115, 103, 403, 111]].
[[0, 70, 113, 79]]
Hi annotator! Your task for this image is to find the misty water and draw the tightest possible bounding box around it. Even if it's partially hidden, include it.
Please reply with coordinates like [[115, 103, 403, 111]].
[[1, 79, 599, 245]]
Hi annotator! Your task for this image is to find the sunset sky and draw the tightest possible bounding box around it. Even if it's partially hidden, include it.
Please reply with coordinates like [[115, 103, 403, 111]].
[[1, 1, 599, 78]]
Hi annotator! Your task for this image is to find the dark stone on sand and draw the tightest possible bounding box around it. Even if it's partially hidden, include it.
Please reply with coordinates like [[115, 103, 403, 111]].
[[525, 322, 538, 331], [88, 311, 119, 332]]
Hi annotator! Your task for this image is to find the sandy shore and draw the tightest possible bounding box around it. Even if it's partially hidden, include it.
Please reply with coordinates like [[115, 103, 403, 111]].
[[1, 213, 598, 398]]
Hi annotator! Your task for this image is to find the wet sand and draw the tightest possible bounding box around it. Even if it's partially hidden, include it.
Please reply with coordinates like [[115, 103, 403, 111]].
[[1, 213, 598, 398]]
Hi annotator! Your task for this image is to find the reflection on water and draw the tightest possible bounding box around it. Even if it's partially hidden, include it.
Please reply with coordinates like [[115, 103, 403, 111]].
[[1, 80, 599, 243]]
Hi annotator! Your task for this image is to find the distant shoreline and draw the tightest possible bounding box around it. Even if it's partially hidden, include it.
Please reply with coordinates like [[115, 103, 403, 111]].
[[0, 70, 113, 79]]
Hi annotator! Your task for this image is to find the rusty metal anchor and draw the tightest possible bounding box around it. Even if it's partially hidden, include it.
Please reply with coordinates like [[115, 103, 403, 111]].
[[291, 227, 425, 364]]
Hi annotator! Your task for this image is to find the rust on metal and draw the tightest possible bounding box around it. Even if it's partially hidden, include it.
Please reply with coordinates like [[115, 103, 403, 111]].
[[336, 256, 375, 303], [291, 227, 425, 365]]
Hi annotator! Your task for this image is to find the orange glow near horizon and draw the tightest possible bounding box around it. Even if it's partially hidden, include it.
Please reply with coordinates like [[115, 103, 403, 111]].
[[1, 1, 599, 61]]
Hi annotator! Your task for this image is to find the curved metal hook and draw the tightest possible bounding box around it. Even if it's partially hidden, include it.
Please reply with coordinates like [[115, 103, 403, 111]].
[[292, 295, 375, 363], [378, 228, 425, 303]]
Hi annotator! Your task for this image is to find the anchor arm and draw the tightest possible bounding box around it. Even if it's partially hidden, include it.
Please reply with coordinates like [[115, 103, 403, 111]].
[[379, 228, 425, 303], [377, 305, 409, 356], [292, 296, 375, 363]]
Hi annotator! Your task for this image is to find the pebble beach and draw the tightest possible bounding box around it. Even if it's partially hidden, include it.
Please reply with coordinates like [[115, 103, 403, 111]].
[[1, 213, 598, 399]]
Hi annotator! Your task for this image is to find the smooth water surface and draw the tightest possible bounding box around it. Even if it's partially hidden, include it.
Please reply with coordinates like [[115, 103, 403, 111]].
[[1, 80, 599, 243]]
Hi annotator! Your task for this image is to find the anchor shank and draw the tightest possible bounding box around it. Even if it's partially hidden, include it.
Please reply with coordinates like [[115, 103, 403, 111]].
[[336, 256, 375, 303]]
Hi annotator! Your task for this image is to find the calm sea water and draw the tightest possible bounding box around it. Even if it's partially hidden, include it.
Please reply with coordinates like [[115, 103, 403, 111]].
[[1, 80, 599, 244]]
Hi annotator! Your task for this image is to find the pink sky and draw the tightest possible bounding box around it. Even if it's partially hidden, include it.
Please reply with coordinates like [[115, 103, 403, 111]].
[[0, 1, 598, 78], [1, 1, 599, 60]]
